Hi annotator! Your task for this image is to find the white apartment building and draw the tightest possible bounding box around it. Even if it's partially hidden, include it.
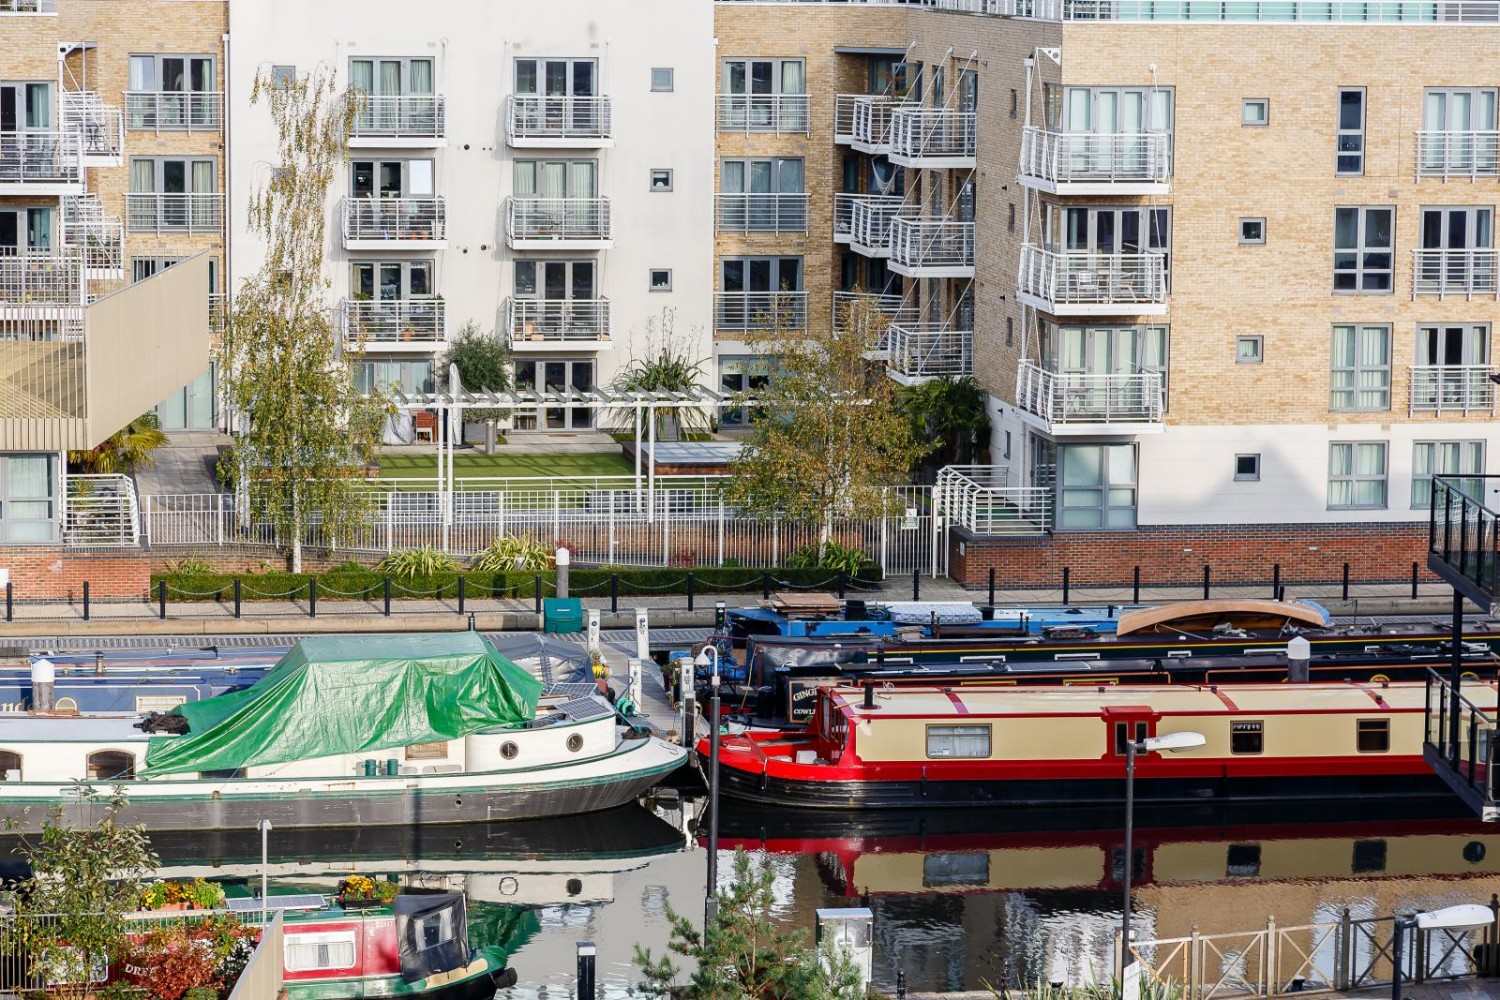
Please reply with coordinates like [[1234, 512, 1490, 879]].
[[225, 0, 715, 432]]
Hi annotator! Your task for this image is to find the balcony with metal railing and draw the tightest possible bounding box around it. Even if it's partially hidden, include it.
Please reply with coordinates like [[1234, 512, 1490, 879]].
[[0, 248, 84, 307], [350, 94, 446, 146], [716, 192, 809, 234], [341, 298, 446, 349], [1412, 249, 1498, 299], [889, 217, 975, 278], [834, 94, 902, 154], [935, 465, 1052, 537], [716, 94, 810, 135], [846, 195, 904, 257], [505, 297, 611, 351], [124, 91, 223, 132], [1018, 244, 1168, 315], [60, 92, 123, 166], [0, 131, 82, 193], [208, 292, 226, 336], [885, 322, 973, 382], [833, 291, 918, 336], [714, 291, 807, 333], [1015, 359, 1166, 434], [1416, 131, 1499, 180], [1409, 365, 1497, 416], [1018, 127, 1171, 194], [341, 197, 447, 249], [62, 196, 125, 279], [64, 474, 140, 547], [505, 95, 612, 148], [125, 193, 224, 234], [504, 197, 612, 250], [890, 107, 977, 169]]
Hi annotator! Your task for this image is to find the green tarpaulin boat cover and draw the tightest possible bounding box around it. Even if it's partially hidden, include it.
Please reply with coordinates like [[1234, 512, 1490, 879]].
[[143, 632, 543, 776]]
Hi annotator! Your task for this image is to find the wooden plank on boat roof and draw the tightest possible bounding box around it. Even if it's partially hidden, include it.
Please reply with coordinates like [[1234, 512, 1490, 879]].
[[766, 592, 844, 615]]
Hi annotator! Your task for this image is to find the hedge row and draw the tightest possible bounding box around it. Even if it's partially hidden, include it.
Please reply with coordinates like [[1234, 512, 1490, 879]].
[[153, 565, 883, 602]]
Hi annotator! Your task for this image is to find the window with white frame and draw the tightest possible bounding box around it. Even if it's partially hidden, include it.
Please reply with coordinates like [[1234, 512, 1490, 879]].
[[1242, 98, 1268, 126], [926, 724, 992, 759], [1421, 88, 1499, 176], [721, 58, 806, 96], [127, 157, 218, 231], [516, 59, 596, 98], [513, 159, 596, 198], [718, 158, 805, 232], [1333, 207, 1394, 292], [1236, 335, 1263, 363], [719, 58, 807, 132], [1328, 442, 1388, 509], [351, 57, 432, 97], [351, 158, 434, 199], [354, 360, 434, 396], [650, 67, 674, 92], [1412, 441, 1484, 509], [0, 82, 51, 131], [350, 58, 435, 134], [1337, 88, 1366, 175], [1330, 324, 1390, 412], [126, 56, 215, 130], [0, 454, 55, 543], [350, 260, 432, 301], [284, 933, 357, 973]]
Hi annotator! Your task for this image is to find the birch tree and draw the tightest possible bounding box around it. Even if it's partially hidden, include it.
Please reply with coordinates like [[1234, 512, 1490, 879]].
[[219, 68, 388, 572], [725, 300, 928, 555]]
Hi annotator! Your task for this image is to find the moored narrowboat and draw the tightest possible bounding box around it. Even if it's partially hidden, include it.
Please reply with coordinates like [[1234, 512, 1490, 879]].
[[698, 679, 1467, 809]]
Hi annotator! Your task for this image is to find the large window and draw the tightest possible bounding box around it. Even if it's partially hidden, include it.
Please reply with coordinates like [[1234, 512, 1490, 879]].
[[513, 158, 596, 198], [721, 58, 805, 97], [351, 57, 433, 97], [354, 360, 434, 396], [514, 259, 595, 300], [0, 81, 51, 131], [1413, 441, 1484, 510], [718, 257, 804, 331], [1049, 205, 1171, 279], [1336, 88, 1365, 175], [127, 56, 216, 130], [513, 359, 594, 430], [1421, 88, 1499, 176], [1328, 442, 1388, 510], [1052, 86, 1174, 173], [351, 158, 434, 199], [1330, 324, 1390, 411], [719, 355, 779, 427], [1417, 206, 1494, 295], [1333, 207, 1394, 292], [516, 58, 595, 98], [720, 58, 807, 132], [128, 157, 218, 231], [719, 158, 806, 232], [1057, 443, 1137, 530], [0, 454, 55, 543], [1044, 323, 1169, 395], [351, 260, 432, 301], [0, 207, 53, 251], [350, 57, 435, 135]]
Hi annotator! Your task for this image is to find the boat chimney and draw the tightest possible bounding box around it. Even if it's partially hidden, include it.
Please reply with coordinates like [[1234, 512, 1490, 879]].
[[94, 651, 105, 676], [862, 683, 875, 710], [31, 657, 54, 713], [1286, 636, 1311, 683]]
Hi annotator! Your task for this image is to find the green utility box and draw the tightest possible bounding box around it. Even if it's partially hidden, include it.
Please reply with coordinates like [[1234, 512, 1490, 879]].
[[543, 597, 585, 634]]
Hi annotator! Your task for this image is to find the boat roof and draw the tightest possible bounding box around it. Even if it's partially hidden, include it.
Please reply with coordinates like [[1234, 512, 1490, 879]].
[[1115, 599, 1330, 636], [0, 712, 152, 742], [829, 680, 1449, 720]]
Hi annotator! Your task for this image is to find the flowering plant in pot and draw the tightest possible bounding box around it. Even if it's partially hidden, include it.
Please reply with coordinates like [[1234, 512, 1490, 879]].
[[140, 878, 224, 912], [336, 875, 399, 908]]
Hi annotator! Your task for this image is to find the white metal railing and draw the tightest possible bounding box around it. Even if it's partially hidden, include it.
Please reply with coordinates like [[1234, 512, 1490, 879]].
[[0, 131, 81, 185], [341, 196, 446, 243], [0, 248, 84, 305], [63, 195, 125, 273], [833, 291, 919, 334], [920, 0, 1500, 20], [60, 91, 123, 160], [716, 93, 810, 134], [64, 474, 140, 547], [890, 107, 977, 162], [1018, 244, 1168, 308], [715, 192, 809, 233], [935, 465, 1052, 536], [1019, 126, 1171, 185], [1409, 364, 1497, 415], [1412, 248, 1498, 298], [715, 291, 808, 332], [890, 217, 975, 272], [1416, 131, 1500, 180], [836, 94, 903, 149], [209, 292, 227, 335], [505, 196, 611, 243], [341, 298, 446, 344], [887, 323, 974, 378], [505, 95, 611, 143], [352, 93, 446, 140], [505, 297, 611, 343], [125, 192, 223, 233], [848, 195, 905, 252], [1016, 359, 1165, 425], [124, 91, 223, 132]]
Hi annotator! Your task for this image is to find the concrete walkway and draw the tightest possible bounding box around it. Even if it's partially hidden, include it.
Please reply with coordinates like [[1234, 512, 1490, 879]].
[[133, 432, 232, 497]]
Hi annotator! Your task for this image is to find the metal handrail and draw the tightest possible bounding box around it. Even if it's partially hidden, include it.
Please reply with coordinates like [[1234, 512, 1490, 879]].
[[1416, 130, 1500, 180], [1018, 244, 1168, 306], [0, 130, 82, 184], [1016, 359, 1165, 424], [890, 106, 977, 161], [1019, 126, 1171, 184], [505, 196, 612, 242], [1408, 364, 1497, 415], [341, 196, 447, 242], [125, 192, 223, 233], [890, 217, 975, 270], [848, 195, 906, 251], [1411, 248, 1499, 298], [341, 298, 446, 343], [715, 93, 810, 134], [352, 93, 446, 139], [124, 91, 223, 132], [715, 192, 809, 233], [60, 91, 123, 159], [505, 95, 611, 142], [832, 291, 918, 335], [887, 323, 974, 378], [934, 465, 1051, 536], [505, 297, 611, 342], [714, 291, 808, 332], [0, 248, 85, 305]]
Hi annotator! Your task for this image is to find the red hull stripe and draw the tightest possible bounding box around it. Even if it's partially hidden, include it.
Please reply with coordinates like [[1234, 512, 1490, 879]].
[[944, 690, 970, 714]]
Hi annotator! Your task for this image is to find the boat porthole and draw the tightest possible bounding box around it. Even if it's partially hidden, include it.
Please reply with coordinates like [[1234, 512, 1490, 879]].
[[501, 741, 519, 760], [1464, 841, 1487, 864], [499, 877, 519, 896], [566, 878, 583, 897], [1370, 674, 1391, 684], [454, 795, 462, 807], [567, 734, 584, 753], [453, 840, 463, 851]]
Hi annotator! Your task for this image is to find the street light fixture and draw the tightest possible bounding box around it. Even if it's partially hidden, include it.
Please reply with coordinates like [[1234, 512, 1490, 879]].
[[1390, 904, 1492, 1000], [1121, 731, 1206, 975], [693, 647, 722, 930]]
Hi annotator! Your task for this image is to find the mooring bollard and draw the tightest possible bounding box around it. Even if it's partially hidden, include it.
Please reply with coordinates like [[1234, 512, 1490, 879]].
[[912, 568, 920, 601], [158, 579, 166, 620], [81, 581, 90, 621], [1133, 565, 1141, 605], [1271, 563, 1281, 600], [1203, 564, 1211, 600], [1062, 566, 1071, 605], [576, 941, 596, 1000], [234, 578, 242, 619]]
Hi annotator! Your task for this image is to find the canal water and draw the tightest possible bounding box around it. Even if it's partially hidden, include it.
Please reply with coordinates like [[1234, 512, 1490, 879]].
[[147, 796, 1500, 997]]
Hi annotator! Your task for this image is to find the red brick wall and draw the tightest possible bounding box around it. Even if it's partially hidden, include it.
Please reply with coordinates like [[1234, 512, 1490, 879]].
[[949, 522, 1434, 589], [0, 548, 152, 600]]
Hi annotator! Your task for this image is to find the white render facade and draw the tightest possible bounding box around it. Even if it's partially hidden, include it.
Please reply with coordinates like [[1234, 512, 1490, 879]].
[[226, 0, 715, 429]]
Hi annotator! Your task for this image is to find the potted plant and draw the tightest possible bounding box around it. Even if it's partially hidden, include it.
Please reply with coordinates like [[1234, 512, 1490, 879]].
[[336, 875, 399, 909]]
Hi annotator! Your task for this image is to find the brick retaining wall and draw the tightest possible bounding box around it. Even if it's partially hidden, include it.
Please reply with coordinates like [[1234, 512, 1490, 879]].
[[0, 549, 153, 600]]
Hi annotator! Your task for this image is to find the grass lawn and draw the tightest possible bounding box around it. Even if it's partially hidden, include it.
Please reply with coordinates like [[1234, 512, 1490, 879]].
[[379, 452, 636, 480]]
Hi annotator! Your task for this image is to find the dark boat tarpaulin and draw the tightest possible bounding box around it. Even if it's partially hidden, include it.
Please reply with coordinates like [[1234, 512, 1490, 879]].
[[394, 892, 469, 983]]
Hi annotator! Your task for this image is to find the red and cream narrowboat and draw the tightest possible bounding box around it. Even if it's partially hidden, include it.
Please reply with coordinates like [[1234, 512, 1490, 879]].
[[698, 680, 1471, 809]]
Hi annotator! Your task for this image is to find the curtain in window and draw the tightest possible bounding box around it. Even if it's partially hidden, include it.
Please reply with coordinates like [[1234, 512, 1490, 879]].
[[1357, 328, 1390, 410], [780, 61, 804, 95], [410, 60, 433, 95], [28, 208, 51, 250], [190, 160, 214, 229]]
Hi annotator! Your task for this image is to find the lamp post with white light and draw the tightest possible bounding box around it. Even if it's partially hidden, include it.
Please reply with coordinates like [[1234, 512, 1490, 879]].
[[694, 646, 721, 928], [1120, 731, 1206, 975], [1390, 904, 1492, 1000]]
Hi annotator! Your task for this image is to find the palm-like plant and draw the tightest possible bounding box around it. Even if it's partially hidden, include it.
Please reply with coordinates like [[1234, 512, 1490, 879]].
[[68, 413, 170, 474], [607, 308, 709, 440], [898, 375, 990, 481]]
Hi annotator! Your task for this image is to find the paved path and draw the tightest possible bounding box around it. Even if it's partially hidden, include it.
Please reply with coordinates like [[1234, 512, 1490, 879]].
[[133, 432, 232, 498]]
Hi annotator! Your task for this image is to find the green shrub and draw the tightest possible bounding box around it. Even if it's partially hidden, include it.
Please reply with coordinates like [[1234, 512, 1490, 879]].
[[785, 539, 873, 577], [377, 546, 461, 579], [163, 556, 216, 576], [470, 535, 554, 573]]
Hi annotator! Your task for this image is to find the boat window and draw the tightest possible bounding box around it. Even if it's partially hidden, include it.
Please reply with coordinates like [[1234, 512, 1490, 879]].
[[1352, 838, 1387, 874], [1225, 843, 1261, 877], [136, 695, 186, 713], [86, 750, 134, 782], [922, 852, 990, 888], [1114, 721, 1148, 755], [410, 909, 456, 950], [926, 724, 991, 759], [1230, 721, 1264, 755], [1356, 719, 1390, 753], [0, 750, 18, 781], [405, 741, 448, 761], [285, 932, 357, 972]]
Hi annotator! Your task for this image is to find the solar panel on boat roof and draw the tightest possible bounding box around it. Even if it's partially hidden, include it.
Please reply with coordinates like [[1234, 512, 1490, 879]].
[[227, 894, 326, 912], [545, 683, 599, 699], [556, 697, 614, 722]]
